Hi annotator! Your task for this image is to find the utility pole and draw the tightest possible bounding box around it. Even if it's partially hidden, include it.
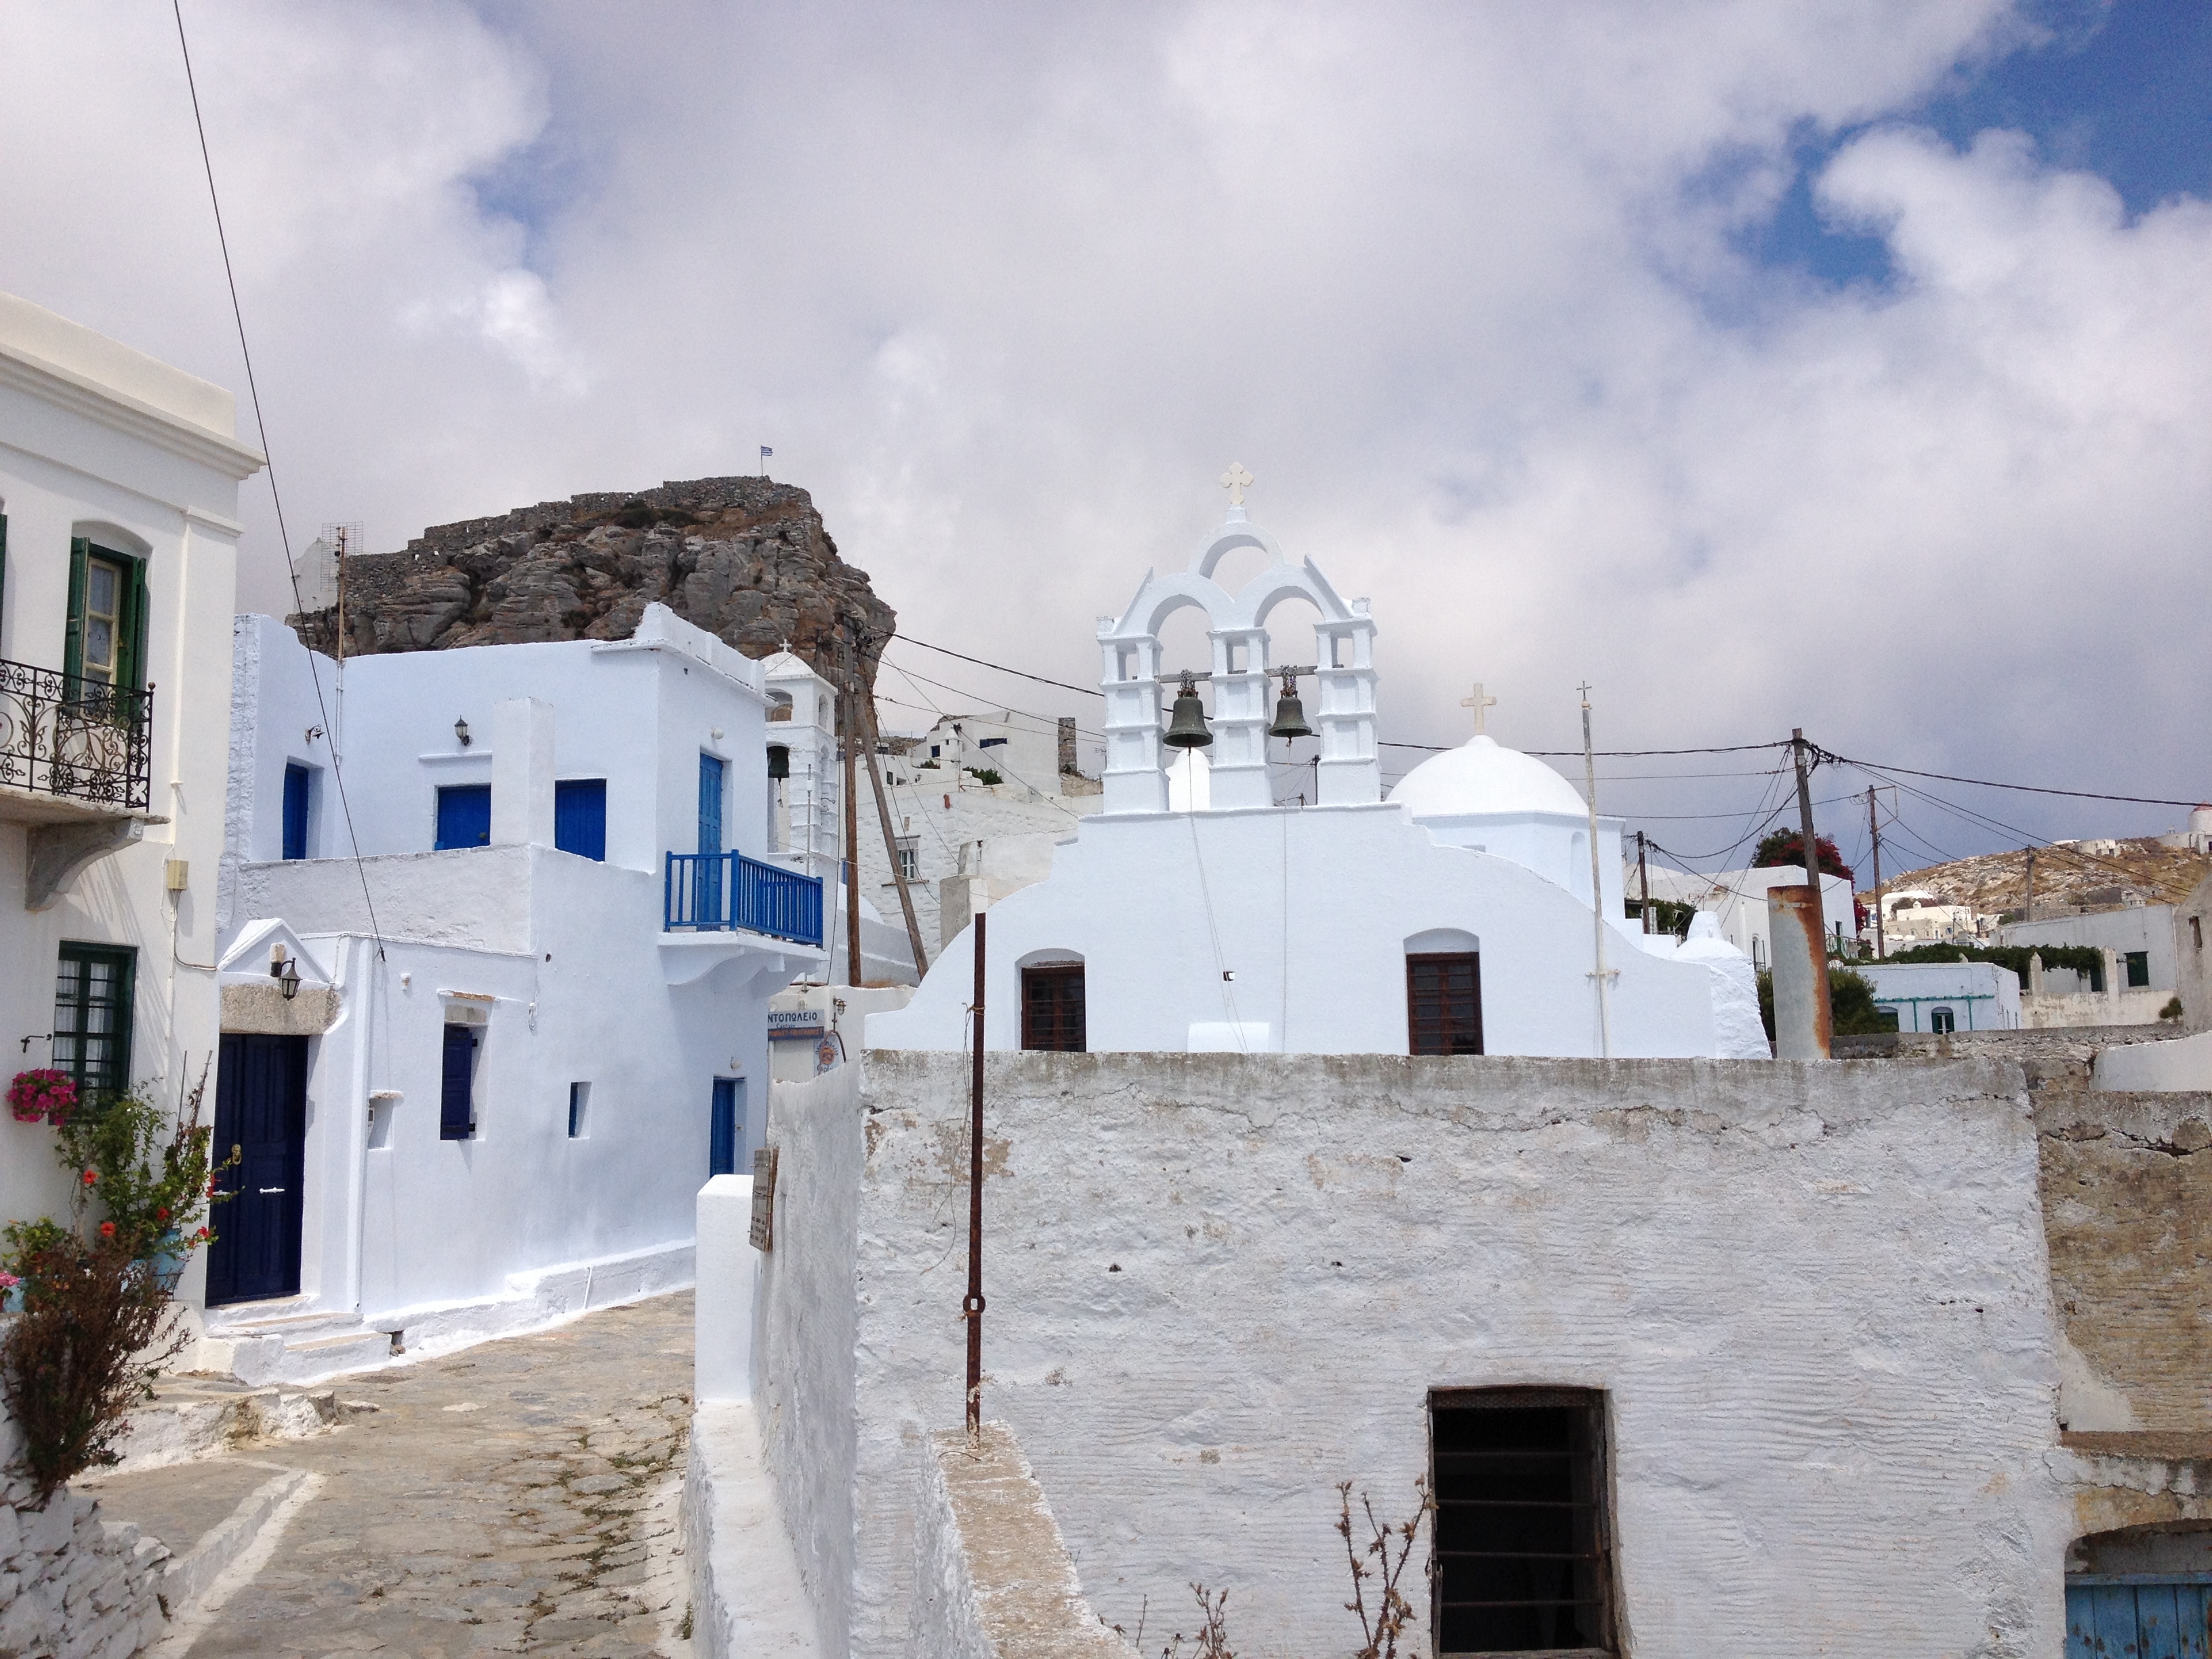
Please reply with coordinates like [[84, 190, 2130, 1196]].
[[1580, 684, 1612, 1057], [1867, 786, 1885, 961], [2023, 846, 2036, 924], [843, 643, 862, 987], [1791, 730, 1824, 901], [964, 910, 987, 1435], [859, 680, 929, 977], [1636, 830, 1652, 935]]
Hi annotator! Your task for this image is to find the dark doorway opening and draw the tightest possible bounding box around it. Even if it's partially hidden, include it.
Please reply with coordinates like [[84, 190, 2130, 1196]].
[[1431, 1387, 1616, 1654]]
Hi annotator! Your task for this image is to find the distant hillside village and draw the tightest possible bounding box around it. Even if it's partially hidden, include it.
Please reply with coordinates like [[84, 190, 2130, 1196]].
[[10, 287, 2212, 1656]]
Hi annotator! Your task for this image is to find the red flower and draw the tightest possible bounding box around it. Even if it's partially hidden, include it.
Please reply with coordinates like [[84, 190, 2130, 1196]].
[[81, 1169, 98, 1186], [194, 1228, 209, 1242], [98, 1221, 116, 1238], [156, 1207, 171, 1222]]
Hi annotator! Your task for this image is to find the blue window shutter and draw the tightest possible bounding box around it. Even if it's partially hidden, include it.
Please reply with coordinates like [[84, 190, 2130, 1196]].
[[282, 764, 312, 860], [435, 783, 492, 850], [440, 1025, 476, 1140], [554, 779, 607, 861]]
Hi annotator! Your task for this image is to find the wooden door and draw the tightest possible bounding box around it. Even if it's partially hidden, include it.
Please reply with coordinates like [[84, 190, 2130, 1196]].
[[207, 1033, 309, 1307], [2067, 1578, 2212, 1656], [710, 1078, 743, 1177]]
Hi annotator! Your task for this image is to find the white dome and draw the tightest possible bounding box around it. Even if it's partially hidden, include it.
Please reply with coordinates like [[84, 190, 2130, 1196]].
[[1389, 735, 1590, 820]]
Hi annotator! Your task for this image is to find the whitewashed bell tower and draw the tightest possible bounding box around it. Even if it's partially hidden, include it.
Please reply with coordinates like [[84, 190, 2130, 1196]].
[[1097, 468, 1379, 815]]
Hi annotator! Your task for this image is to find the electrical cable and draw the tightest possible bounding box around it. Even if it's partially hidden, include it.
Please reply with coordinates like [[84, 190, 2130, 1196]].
[[895, 635, 1105, 699], [1818, 748, 2207, 810], [173, 1, 385, 955]]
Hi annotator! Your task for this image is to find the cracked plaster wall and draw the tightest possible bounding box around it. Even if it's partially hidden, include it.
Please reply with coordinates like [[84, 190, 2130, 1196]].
[[762, 1049, 2074, 1658]]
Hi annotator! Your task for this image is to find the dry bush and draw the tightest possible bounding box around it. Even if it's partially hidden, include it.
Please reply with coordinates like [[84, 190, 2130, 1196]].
[[0, 1233, 188, 1500], [1338, 1478, 1435, 1659]]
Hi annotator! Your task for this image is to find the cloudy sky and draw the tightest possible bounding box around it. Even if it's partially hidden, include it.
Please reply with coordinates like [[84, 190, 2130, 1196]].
[[3, 0, 2205, 874]]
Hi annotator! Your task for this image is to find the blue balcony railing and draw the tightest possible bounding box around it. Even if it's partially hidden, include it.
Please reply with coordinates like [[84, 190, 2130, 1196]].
[[664, 851, 824, 946]]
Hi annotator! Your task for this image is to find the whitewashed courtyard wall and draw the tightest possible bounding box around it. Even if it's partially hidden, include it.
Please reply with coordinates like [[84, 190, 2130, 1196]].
[[757, 1050, 2073, 1657]]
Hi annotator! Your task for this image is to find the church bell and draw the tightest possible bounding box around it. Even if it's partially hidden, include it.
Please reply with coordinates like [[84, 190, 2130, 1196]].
[[1162, 674, 1214, 748], [766, 744, 790, 780], [1267, 672, 1315, 741]]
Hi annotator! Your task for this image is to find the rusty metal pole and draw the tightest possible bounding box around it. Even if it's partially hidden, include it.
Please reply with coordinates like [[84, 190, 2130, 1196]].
[[1868, 786, 1885, 962], [965, 909, 986, 1435], [1780, 730, 1833, 1057]]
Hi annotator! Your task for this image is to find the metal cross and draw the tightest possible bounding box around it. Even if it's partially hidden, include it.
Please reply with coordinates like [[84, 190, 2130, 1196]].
[[1219, 462, 1254, 505], [1461, 683, 1498, 735]]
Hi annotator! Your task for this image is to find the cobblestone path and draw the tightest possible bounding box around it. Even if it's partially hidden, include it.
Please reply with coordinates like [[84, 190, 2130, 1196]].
[[91, 1293, 695, 1657]]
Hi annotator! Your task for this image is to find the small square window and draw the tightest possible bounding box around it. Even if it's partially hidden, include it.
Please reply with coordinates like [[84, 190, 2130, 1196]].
[[1021, 963, 1086, 1052], [895, 836, 920, 880]]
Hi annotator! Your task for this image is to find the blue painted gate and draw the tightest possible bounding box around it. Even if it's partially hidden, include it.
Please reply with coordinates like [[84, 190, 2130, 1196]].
[[2067, 1578, 2212, 1657], [207, 1033, 308, 1307]]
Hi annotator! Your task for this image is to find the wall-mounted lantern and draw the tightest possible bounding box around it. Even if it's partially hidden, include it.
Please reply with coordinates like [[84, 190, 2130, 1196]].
[[454, 716, 471, 747]]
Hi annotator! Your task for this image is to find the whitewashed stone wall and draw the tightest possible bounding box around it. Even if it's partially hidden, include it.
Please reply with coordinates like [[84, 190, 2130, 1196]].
[[759, 1050, 2075, 1658], [0, 1392, 171, 1659]]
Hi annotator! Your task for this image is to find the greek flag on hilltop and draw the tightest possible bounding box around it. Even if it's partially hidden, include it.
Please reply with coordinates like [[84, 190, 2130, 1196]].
[[760, 445, 772, 476]]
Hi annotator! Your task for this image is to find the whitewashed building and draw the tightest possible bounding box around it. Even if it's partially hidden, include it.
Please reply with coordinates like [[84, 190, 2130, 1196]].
[[870, 499, 1765, 1059], [1856, 958, 2023, 1032], [1642, 861, 1860, 966], [0, 291, 262, 1238], [204, 605, 826, 1379]]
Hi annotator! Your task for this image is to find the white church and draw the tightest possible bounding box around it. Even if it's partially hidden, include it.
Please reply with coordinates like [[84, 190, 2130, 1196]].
[[869, 480, 1767, 1059]]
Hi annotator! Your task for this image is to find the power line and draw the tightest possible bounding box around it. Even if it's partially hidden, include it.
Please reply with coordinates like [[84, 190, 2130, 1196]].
[[173, 0, 384, 953], [892, 635, 1104, 699], [1818, 748, 2206, 811]]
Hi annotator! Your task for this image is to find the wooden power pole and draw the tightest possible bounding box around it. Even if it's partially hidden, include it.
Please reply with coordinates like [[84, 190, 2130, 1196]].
[[1867, 785, 1885, 961]]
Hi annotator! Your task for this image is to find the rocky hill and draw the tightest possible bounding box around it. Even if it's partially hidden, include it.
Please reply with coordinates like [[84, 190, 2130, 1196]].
[[1870, 838, 2211, 918], [289, 476, 895, 716]]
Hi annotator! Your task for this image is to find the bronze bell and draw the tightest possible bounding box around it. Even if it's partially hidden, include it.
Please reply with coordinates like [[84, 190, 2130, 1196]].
[[766, 744, 790, 780], [1162, 674, 1214, 748], [1267, 672, 1315, 741]]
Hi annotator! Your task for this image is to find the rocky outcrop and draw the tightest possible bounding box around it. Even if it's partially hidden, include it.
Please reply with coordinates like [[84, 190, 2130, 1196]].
[[289, 477, 895, 716]]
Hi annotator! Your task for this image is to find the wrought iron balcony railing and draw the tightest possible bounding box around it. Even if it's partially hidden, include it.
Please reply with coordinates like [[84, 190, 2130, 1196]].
[[664, 850, 824, 946], [0, 659, 153, 812]]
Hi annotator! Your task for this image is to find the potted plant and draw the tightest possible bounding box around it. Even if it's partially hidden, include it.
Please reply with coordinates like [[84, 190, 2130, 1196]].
[[7, 1069, 79, 1126]]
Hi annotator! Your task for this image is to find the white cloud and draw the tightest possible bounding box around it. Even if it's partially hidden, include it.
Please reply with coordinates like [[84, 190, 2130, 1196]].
[[2, 0, 2203, 854]]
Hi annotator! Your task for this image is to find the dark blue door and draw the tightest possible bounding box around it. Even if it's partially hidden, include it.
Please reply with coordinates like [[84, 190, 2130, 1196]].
[[207, 1033, 308, 1307], [2067, 1578, 2212, 1656], [440, 1025, 478, 1141], [554, 779, 607, 861], [282, 764, 312, 860], [435, 783, 491, 850], [710, 1078, 743, 1176], [696, 754, 726, 921]]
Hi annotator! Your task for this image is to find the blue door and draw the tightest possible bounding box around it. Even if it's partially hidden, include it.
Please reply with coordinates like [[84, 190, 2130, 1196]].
[[554, 779, 607, 861], [282, 764, 312, 860], [696, 754, 726, 922], [710, 1078, 743, 1176], [2068, 1578, 2212, 1656], [435, 783, 491, 850], [207, 1033, 308, 1307]]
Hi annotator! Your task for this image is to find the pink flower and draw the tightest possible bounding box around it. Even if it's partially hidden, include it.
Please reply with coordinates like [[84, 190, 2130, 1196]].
[[0, 1272, 19, 1291]]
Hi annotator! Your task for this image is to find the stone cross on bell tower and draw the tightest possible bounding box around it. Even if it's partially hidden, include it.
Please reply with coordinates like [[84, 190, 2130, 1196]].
[[1462, 683, 1498, 736], [1219, 462, 1254, 506]]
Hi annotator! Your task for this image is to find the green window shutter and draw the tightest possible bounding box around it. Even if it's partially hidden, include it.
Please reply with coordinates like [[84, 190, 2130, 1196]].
[[120, 554, 150, 692], [63, 535, 89, 683]]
